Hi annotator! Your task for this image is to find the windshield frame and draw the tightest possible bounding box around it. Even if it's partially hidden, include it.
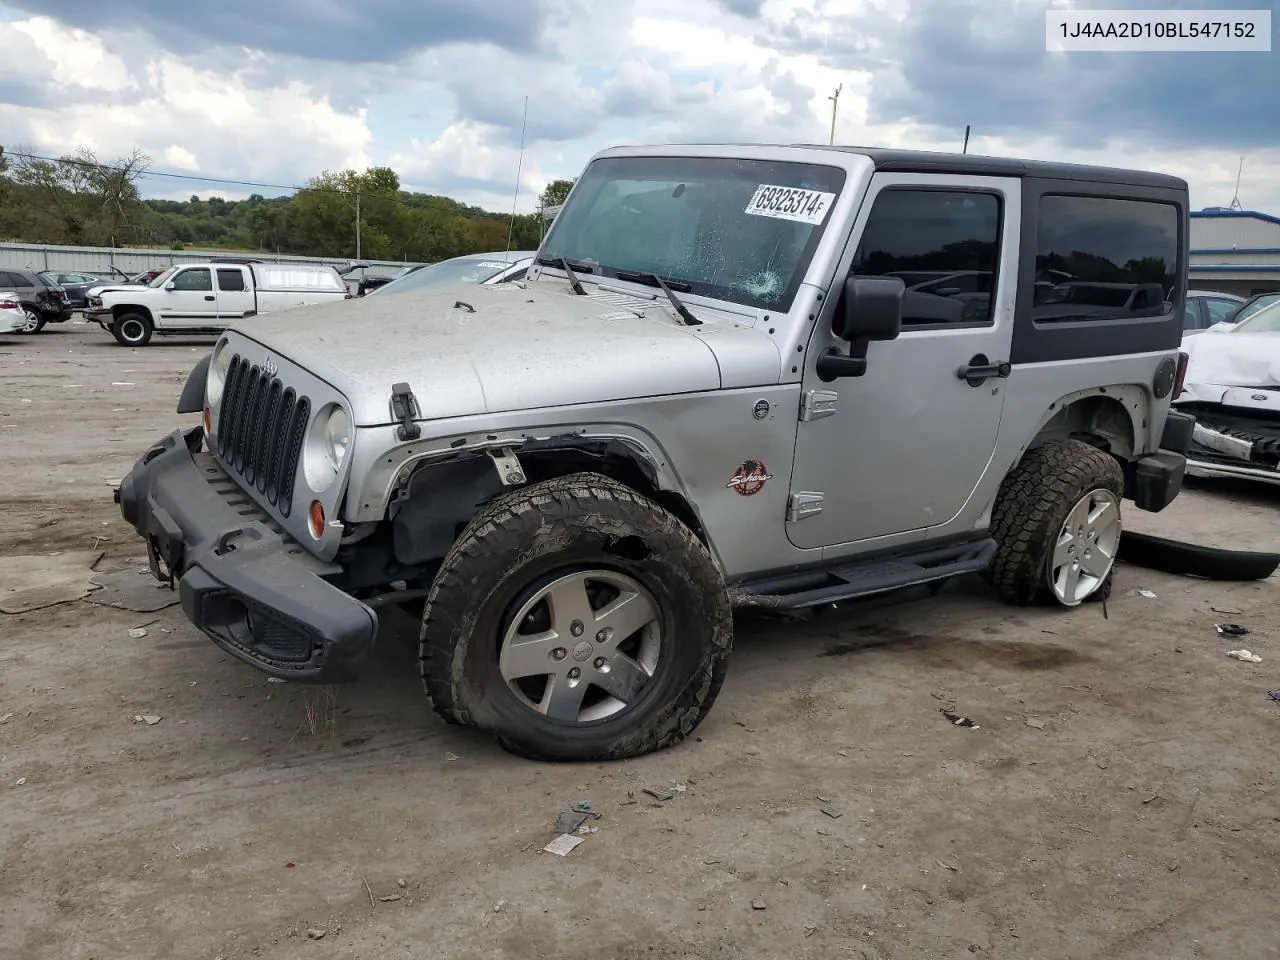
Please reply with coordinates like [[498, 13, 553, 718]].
[[536, 154, 849, 314]]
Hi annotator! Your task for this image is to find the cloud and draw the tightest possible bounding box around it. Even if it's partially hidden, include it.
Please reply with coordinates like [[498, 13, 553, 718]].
[[3, 0, 553, 62], [2, 0, 1279, 217]]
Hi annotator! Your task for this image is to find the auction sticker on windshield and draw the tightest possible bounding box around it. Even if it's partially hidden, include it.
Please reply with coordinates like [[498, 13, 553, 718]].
[[744, 184, 835, 225]]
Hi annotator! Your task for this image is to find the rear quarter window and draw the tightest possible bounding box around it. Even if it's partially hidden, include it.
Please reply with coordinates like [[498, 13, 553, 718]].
[[1033, 195, 1179, 325]]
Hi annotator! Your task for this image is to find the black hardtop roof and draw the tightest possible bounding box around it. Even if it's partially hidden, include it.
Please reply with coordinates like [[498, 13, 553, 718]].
[[806, 145, 1187, 190]]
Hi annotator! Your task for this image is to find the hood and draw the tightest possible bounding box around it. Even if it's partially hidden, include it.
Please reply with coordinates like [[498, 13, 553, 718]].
[[1183, 330, 1280, 396], [228, 280, 781, 426]]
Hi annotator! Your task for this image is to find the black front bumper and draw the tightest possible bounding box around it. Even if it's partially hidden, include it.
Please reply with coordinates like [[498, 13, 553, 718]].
[[115, 427, 378, 682]]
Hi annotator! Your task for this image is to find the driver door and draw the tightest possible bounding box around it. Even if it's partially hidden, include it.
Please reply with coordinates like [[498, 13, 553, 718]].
[[159, 267, 218, 328], [787, 174, 1020, 551]]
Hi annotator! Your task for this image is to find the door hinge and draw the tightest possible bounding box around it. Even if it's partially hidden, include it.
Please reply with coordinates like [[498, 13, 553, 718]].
[[787, 492, 824, 521], [799, 389, 838, 422]]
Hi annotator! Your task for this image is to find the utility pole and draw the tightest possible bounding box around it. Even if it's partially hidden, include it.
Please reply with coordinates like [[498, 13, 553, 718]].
[[355, 185, 362, 260], [828, 84, 842, 145]]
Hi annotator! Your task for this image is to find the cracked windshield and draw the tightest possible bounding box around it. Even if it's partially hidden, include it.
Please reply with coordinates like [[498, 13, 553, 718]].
[[540, 156, 846, 310]]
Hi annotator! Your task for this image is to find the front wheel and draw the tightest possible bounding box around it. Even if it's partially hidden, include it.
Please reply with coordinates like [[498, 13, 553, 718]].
[[18, 307, 45, 334], [419, 472, 733, 761], [111, 312, 153, 347], [985, 439, 1124, 607]]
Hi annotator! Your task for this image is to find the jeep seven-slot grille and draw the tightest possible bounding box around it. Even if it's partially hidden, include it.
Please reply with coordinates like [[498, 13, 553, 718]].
[[216, 354, 310, 517]]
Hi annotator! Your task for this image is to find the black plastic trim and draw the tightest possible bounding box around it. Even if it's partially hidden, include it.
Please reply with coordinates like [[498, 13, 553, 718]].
[[1159, 410, 1195, 456], [115, 427, 377, 682], [1125, 450, 1187, 513], [176, 354, 211, 414]]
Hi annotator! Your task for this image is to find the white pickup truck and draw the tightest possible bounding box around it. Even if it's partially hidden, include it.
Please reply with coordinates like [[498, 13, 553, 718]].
[[85, 259, 349, 346]]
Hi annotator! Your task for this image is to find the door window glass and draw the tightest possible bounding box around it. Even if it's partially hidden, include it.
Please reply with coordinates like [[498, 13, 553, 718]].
[[171, 268, 213, 292], [850, 188, 1003, 327]]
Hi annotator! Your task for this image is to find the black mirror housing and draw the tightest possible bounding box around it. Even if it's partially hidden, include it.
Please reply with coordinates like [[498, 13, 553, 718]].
[[834, 276, 905, 342], [817, 276, 906, 382]]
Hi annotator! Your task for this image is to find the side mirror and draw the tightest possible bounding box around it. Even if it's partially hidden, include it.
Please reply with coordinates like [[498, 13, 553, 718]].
[[164, 282, 176, 291], [819, 276, 904, 381]]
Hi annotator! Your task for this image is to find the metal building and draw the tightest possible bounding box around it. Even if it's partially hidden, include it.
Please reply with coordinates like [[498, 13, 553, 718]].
[[1189, 209, 1280, 297]]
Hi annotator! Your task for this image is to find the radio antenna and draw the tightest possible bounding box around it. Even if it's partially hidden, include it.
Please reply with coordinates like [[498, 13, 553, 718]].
[[1229, 155, 1244, 210], [504, 95, 529, 260], [962, 124, 971, 154]]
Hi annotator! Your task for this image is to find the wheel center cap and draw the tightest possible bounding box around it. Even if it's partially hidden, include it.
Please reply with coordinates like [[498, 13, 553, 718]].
[[571, 641, 594, 662]]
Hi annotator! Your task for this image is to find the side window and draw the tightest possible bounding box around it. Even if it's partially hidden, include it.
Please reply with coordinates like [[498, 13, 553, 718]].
[[216, 268, 246, 292], [1034, 195, 1178, 324], [850, 188, 1002, 327], [0, 271, 17, 287], [171, 268, 213, 292], [1204, 298, 1240, 324]]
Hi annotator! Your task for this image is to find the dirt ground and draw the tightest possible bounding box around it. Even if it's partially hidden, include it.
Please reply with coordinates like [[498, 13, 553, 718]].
[[2, 322, 1279, 960]]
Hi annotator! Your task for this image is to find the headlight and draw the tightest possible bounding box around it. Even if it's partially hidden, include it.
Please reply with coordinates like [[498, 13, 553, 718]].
[[207, 340, 231, 407], [324, 406, 350, 465], [303, 403, 352, 493]]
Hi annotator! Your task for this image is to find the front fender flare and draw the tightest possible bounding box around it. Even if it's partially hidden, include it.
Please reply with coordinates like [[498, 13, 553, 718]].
[[176, 354, 211, 414]]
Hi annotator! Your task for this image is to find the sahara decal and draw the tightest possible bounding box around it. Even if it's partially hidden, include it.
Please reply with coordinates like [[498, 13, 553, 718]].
[[727, 459, 773, 496]]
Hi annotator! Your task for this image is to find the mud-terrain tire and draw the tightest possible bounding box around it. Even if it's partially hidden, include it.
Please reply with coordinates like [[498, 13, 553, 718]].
[[111, 312, 153, 347], [419, 472, 733, 762], [985, 439, 1124, 607], [18, 307, 45, 334]]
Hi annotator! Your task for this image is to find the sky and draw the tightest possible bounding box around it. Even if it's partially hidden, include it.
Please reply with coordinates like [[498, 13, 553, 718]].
[[0, 0, 1276, 215]]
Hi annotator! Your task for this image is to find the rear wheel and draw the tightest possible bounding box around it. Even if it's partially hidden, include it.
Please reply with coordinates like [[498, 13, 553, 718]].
[[419, 472, 733, 761], [18, 307, 45, 334], [986, 439, 1124, 607], [111, 312, 153, 347]]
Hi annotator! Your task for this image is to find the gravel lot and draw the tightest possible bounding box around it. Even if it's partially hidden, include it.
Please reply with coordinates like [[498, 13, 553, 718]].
[[3, 322, 1279, 960]]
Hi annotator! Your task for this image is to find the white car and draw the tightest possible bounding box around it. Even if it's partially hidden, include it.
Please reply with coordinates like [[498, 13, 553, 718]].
[[1174, 296, 1280, 486], [366, 251, 536, 297], [0, 291, 26, 333]]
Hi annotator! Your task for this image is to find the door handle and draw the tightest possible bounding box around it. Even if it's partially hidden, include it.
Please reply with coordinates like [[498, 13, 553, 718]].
[[204, 295, 215, 301], [957, 353, 1011, 386]]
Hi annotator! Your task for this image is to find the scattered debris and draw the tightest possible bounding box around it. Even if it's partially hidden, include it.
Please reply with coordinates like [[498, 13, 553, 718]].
[[543, 834, 586, 857], [128, 627, 148, 639], [751, 899, 767, 911], [804, 923, 818, 937], [578, 825, 600, 835], [493, 900, 506, 913], [15, 777, 27, 786], [378, 895, 402, 903], [1268, 690, 1280, 704], [1135, 588, 1158, 599], [820, 806, 845, 820], [1025, 718, 1047, 730], [937, 860, 959, 872], [397, 878, 407, 888], [267, 677, 287, 684], [1216, 623, 1250, 638], [132, 714, 162, 725], [305, 928, 326, 940], [941, 709, 980, 729], [643, 786, 675, 802], [362, 875, 375, 910], [1227, 649, 1262, 663], [85, 568, 180, 612], [1142, 794, 1161, 805], [555, 810, 591, 835], [1212, 606, 1244, 616], [0, 551, 104, 614], [0, 713, 13, 725], [445, 752, 459, 761]]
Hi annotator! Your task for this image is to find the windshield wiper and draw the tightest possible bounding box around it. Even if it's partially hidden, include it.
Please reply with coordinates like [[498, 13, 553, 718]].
[[615, 271, 701, 326], [534, 255, 592, 295]]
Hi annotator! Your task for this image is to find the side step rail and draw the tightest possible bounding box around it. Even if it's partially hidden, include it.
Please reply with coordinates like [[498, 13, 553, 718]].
[[730, 538, 997, 610]]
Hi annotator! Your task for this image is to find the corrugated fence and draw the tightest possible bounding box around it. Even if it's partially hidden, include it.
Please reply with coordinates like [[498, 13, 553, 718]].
[[0, 242, 418, 276]]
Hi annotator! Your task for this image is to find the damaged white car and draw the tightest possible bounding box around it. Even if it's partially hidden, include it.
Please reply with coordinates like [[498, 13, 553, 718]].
[[1175, 295, 1280, 486]]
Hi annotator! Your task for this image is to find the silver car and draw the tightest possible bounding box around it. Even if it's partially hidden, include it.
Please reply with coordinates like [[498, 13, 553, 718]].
[[115, 143, 1193, 763]]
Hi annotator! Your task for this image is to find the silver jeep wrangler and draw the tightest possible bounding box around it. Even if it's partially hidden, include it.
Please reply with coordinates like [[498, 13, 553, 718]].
[[116, 143, 1195, 761]]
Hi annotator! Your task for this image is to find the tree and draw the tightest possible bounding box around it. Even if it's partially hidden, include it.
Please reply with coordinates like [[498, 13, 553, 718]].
[[538, 178, 576, 210], [8, 145, 151, 245]]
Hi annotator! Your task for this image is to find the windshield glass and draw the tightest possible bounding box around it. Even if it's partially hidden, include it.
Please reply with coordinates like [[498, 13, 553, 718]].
[[1230, 293, 1280, 327], [370, 257, 521, 296], [539, 155, 847, 311], [1231, 297, 1280, 333], [147, 269, 175, 288]]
